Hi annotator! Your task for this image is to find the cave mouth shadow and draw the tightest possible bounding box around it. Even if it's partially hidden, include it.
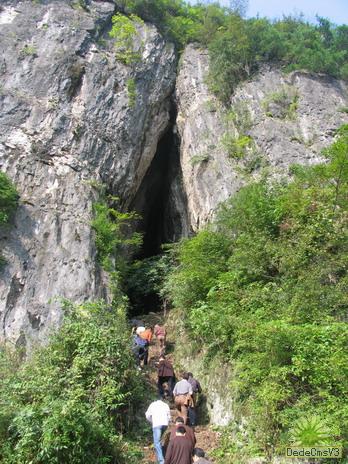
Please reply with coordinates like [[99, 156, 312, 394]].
[[126, 104, 189, 316]]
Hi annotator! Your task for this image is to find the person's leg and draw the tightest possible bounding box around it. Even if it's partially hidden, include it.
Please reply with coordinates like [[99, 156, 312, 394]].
[[168, 376, 175, 397], [188, 406, 196, 426], [153, 426, 165, 464], [158, 377, 165, 397], [181, 404, 188, 424], [143, 347, 149, 365]]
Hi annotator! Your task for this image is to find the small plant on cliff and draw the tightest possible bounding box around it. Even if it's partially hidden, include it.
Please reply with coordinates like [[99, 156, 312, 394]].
[[91, 193, 142, 283], [109, 13, 144, 66], [262, 85, 299, 120], [0, 172, 18, 225], [126, 78, 137, 107]]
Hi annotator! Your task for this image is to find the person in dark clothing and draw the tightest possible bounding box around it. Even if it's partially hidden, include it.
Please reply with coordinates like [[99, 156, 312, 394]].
[[157, 355, 175, 398], [187, 373, 202, 427], [193, 447, 212, 464], [164, 426, 193, 464], [169, 417, 196, 448]]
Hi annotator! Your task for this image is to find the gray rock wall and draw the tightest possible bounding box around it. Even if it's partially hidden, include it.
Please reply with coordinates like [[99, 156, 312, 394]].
[[0, 1, 176, 348], [176, 44, 348, 232]]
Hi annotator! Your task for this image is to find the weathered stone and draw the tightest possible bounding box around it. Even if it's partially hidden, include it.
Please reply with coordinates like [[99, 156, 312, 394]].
[[176, 45, 348, 232], [0, 0, 176, 348]]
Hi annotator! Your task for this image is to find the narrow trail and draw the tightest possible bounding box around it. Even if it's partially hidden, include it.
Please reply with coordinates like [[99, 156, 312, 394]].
[[139, 312, 220, 463]]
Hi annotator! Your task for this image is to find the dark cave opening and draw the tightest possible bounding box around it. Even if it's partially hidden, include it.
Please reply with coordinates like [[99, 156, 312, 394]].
[[126, 104, 189, 315]]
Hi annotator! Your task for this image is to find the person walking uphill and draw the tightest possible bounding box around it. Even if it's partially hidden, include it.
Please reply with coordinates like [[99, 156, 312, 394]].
[[157, 355, 175, 399], [154, 324, 166, 353], [187, 372, 202, 427], [145, 397, 171, 464], [173, 373, 193, 425], [165, 426, 193, 464]]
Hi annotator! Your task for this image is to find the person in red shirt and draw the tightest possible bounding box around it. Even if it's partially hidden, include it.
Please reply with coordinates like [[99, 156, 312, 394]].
[[154, 324, 166, 353]]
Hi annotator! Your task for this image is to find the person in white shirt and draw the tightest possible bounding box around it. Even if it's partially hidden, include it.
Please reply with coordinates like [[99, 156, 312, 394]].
[[145, 397, 171, 464]]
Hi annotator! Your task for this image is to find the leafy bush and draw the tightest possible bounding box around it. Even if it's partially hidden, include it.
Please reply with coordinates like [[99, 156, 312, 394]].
[[109, 13, 144, 65], [91, 194, 142, 273], [0, 172, 18, 225], [165, 128, 348, 457], [0, 300, 146, 464]]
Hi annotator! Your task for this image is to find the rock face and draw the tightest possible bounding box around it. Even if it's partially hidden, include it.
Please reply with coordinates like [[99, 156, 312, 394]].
[[1, 3, 347, 354], [176, 44, 348, 231], [0, 0, 176, 348]]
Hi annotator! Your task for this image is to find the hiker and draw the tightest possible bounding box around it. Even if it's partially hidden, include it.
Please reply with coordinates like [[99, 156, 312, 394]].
[[157, 355, 175, 399], [164, 426, 193, 464], [169, 417, 196, 448], [193, 448, 212, 464], [132, 333, 149, 368], [187, 372, 202, 427], [154, 324, 166, 353], [140, 326, 153, 343], [139, 326, 152, 364], [145, 397, 171, 464], [173, 373, 193, 425]]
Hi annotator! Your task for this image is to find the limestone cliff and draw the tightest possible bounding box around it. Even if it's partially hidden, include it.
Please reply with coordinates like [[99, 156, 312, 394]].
[[0, 0, 176, 348], [176, 44, 348, 231], [1, 3, 347, 356]]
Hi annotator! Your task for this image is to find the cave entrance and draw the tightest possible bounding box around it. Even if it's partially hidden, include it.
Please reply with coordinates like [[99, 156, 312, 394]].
[[127, 104, 189, 315]]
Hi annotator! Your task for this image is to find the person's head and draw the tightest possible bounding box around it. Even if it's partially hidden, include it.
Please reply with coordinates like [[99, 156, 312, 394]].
[[176, 426, 186, 436], [182, 372, 189, 380], [159, 355, 165, 361], [187, 372, 193, 378], [193, 448, 205, 461], [175, 416, 184, 425]]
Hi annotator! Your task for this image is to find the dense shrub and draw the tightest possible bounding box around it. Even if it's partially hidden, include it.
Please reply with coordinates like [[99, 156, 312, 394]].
[[165, 128, 348, 456], [0, 300, 146, 464]]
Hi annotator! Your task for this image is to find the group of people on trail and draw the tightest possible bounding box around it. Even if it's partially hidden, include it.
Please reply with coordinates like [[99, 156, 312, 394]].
[[145, 396, 212, 464], [132, 320, 166, 369], [135, 319, 211, 464]]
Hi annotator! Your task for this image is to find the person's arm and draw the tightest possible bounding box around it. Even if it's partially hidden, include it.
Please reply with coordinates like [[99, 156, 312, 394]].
[[173, 382, 177, 396], [166, 405, 171, 423], [145, 405, 152, 423]]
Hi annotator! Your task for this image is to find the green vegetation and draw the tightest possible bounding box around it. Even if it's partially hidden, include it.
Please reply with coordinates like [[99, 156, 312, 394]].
[[190, 153, 210, 166], [20, 44, 37, 58], [262, 85, 299, 119], [164, 127, 348, 459], [0, 300, 146, 463], [0, 172, 18, 267], [0, 172, 18, 225], [126, 78, 137, 107], [109, 13, 144, 65], [117, 1, 348, 102], [222, 133, 254, 159], [91, 192, 142, 275]]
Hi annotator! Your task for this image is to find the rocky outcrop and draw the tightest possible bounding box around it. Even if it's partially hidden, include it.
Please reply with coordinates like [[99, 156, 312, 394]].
[[176, 44, 348, 231], [0, 1, 176, 348]]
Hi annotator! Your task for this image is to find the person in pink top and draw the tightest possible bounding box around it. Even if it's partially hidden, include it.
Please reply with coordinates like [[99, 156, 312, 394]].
[[154, 324, 166, 353]]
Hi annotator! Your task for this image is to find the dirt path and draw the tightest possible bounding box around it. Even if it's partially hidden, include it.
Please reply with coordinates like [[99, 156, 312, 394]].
[[139, 313, 220, 463]]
